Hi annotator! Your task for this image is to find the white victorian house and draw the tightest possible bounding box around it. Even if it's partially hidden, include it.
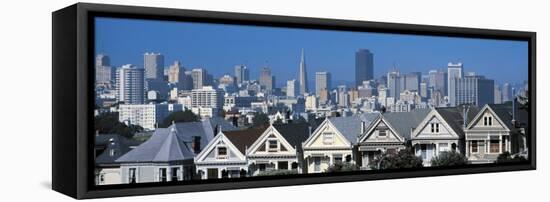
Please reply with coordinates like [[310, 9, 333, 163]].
[[410, 106, 478, 166], [246, 123, 310, 176], [465, 104, 514, 163], [194, 131, 247, 179], [302, 114, 378, 173], [357, 109, 430, 169]]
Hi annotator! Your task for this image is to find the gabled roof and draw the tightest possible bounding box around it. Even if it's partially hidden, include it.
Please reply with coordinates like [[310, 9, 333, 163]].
[[116, 127, 195, 163], [488, 102, 527, 130], [382, 109, 430, 140], [273, 123, 311, 150], [436, 105, 480, 138], [224, 126, 268, 154], [328, 113, 379, 144], [95, 134, 141, 165], [174, 121, 215, 150]]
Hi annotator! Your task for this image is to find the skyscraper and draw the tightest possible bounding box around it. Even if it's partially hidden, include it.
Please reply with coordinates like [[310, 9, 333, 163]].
[[447, 62, 463, 107], [337, 85, 349, 107], [144, 52, 164, 80], [502, 82, 512, 102], [315, 71, 331, 96], [115, 64, 145, 104], [455, 75, 494, 106], [428, 70, 447, 95], [190, 68, 214, 90], [298, 49, 308, 95], [95, 54, 112, 85], [494, 84, 503, 104], [191, 86, 225, 117], [404, 72, 421, 91], [286, 79, 298, 98], [260, 66, 274, 91], [234, 65, 249, 84], [387, 69, 401, 99], [355, 49, 374, 87]]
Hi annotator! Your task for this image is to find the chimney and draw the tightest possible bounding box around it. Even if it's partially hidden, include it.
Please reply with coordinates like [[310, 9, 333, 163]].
[[308, 126, 312, 137], [462, 105, 470, 129], [360, 121, 366, 134], [191, 136, 201, 154]]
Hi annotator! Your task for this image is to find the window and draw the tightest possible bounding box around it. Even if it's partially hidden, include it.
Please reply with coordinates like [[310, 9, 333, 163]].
[[484, 117, 488, 126], [471, 141, 478, 153], [431, 123, 435, 133], [313, 157, 321, 172], [484, 116, 493, 126], [420, 145, 427, 160], [159, 168, 167, 182], [488, 117, 493, 126], [435, 123, 440, 133], [439, 143, 448, 152], [99, 174, 104, 183], [334, 155, 343, 164], [207, 168, 218, 179], [217, 146, 227, 158], [490, 140, 500, 153], [431, 123, 439, 133], [129, 168, 136, 183], [387, 148, 397, 155], [268, 140, 278, 152], [379, 130, 387, 137], [323, 132, 334, 144], [171, 167, 179, 181], [278, 161, 288, 170], [259, 164, 266, 171]]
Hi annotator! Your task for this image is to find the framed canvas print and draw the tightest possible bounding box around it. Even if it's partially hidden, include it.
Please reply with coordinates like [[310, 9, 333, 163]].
[[52, 3, 536, 199]]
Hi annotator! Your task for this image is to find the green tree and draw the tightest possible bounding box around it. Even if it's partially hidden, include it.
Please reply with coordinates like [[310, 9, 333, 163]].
[[95, 112, 143, 138], [252, 113, 269, 127], [326, 162, 359, 172], [430, 151, 468, 167], [370, 149, 423, 170], [161, 109, 200, 127]]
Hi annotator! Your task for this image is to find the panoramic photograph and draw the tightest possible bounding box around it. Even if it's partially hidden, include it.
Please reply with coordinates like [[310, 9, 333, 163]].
[[93, 17, 530, 185]]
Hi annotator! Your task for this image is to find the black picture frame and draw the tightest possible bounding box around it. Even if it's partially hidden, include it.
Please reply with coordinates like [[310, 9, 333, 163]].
[[52, 3, 536, 199]]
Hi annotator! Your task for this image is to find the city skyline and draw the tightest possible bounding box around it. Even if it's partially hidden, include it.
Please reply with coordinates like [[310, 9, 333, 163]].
[[95, 17, 528, 86]]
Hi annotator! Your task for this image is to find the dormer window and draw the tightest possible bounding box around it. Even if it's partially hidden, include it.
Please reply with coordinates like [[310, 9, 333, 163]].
[[379, 130, 387, 137], [268, 140, 278, 152], [322, 132, 334, 145], [484, 116, 493, 126], [217, 147, 228, 159]]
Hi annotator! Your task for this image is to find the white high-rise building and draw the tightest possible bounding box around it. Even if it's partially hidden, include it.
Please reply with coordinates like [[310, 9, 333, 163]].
[[387, 69, 401, 99], [191, 68, 210, 89], [115, 64, 145, 104], [191, 86, 224, 117], [502, 82, 512, 102], [315, 71, 331, 96], [260, 66, 275, 91], [144, 52, 164, 80], [286, 79, 298, 98], [298, 49, 308, 95], [118, 103, 184, 130], [428, 69, 447, 95], [447, 62, 463, 107]]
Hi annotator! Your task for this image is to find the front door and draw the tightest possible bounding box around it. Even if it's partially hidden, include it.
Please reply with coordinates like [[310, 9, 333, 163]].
[[207, 168, 218, 179]]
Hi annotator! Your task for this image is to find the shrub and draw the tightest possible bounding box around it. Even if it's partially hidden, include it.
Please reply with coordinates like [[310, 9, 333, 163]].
[[430, 151, 468, 167]]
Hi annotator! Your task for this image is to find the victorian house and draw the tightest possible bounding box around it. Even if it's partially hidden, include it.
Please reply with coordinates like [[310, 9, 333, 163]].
[[94, 134, 141, 185], [302, 114, 378, 173], [246, 123, 310, 176], [410, 106, 479, 166], [194, 127, 266, 179], [465, 102, 528, 163], [357, 109, 430, 169]]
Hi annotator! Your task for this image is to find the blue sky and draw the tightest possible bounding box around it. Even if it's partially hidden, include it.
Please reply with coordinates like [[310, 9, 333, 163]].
[[95, 17, 528, 86]]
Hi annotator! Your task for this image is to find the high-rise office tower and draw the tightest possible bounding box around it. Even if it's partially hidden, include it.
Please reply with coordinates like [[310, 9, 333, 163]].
[[494, 84, 503, 104], [234, 65, 249, 84], [502, 82, 512, 102], [260, 66, 274, 91], [455, 75, 494, 106], [115, 64, 145, 104], [387, 69, 401, 99], [299, 49, 309, 95], [337, 85, 349, 107], [144, 52, 164, 80], [95, 54, 112, 85], [286, 79, 298, 98], [315, 71, 331, 96], [447, 62, 463, 107], [404, 72, 421, 91], [167, 61, 190, 90], [428, 70, 447, 95], [191, 68, 210, 89], [355, 49, 374, 87], [191, 86, 225, 110], [420, 81, 428, 99]]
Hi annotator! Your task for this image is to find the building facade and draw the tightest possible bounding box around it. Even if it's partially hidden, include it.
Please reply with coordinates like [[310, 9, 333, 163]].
[[115, 64, 145, 104], [355, 49, 374, 87]]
